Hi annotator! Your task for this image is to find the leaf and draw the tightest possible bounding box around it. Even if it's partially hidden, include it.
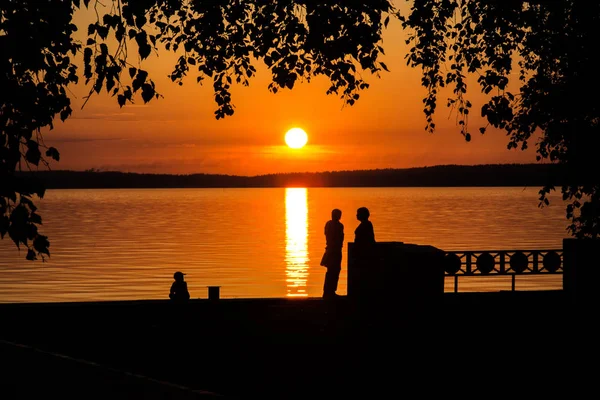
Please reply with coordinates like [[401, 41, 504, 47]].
[[26, 249, 37, 261], [129, 67, 137, 79], [141, 83, 155, 103], [45, 147, 60, 162], [115, 24, 125, 42], [33, 182, 46, 199], [102, 14, 113, 27], [94, 80, 103, 94], [0, 216, 8, 239], [33, 234, 50, 256], [135, 15, 147, 29], [140, 44, 152, 59], [136, 32, 151, 59], [106, 76, 115, 92], [132, 70, 148, 91], [8, 209, 29, 248], [7, 229, 19, 250], [25, 141, 41, 166], [60, 106, 72, 122], [97, 25, 109, 40]]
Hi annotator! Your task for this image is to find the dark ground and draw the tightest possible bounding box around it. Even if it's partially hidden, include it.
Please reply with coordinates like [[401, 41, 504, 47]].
[[1, 291, 598, 399]]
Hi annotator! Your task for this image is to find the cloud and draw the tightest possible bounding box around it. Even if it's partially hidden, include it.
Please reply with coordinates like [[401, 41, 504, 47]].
[[92, 157, 227, 174], [70, 112, 139, 121], [47, 137, 123, 143]]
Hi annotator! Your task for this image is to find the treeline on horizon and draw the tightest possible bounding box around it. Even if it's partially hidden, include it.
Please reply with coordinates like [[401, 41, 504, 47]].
[[26, 163, 564, 189]]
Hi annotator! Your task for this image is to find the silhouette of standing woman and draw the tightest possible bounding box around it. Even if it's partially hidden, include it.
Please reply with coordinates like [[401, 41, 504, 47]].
[[353, 207, 376, 299], [320, 208, 344, 299], [354, 207, 375, 246]]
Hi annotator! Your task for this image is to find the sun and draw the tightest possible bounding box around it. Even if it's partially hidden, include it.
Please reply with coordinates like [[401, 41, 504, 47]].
[[285, 128, 308, 149]]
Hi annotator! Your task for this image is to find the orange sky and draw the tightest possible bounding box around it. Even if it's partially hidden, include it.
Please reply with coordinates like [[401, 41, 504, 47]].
[[43, 2, 539, 176]]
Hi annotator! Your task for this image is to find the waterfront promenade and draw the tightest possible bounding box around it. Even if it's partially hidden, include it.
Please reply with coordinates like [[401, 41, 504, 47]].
[[1, 290, 597, 399]]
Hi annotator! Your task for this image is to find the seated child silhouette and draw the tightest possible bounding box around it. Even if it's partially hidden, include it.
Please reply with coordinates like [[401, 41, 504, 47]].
[[169, 271, 190, 301]]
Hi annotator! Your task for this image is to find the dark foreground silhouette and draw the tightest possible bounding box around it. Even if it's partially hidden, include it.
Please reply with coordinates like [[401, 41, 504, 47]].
[[1, 291, 596, 399]]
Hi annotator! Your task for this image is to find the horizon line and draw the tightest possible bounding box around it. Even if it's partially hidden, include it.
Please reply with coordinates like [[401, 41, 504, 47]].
[[33, 162, 553, 179]]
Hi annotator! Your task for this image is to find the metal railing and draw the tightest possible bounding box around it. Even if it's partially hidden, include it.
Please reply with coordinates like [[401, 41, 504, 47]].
[[443, 249, 563, 292]]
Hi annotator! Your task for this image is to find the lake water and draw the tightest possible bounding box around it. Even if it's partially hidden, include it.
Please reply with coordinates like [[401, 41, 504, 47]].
[[0, 187, 570, 303]]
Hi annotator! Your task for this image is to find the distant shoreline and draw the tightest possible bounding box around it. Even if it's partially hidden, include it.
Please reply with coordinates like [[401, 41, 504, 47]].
[[20, 163, 562, 189]]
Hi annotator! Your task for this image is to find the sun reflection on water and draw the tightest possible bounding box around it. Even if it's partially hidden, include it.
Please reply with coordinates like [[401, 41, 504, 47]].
[[285, 188, 309, 297]]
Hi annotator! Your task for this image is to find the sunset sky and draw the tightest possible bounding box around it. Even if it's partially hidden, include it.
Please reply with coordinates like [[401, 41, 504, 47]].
[[43, 2, 539, 176]]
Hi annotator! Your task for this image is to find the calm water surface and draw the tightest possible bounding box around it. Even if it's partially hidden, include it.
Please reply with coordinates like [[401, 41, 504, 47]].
[[0, 187, 569, 303]]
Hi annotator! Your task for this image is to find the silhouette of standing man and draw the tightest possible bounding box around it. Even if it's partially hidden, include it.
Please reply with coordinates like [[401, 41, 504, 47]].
[[320, 209, 344, 299]]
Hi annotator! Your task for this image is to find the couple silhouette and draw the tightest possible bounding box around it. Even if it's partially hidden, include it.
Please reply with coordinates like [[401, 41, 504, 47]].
[[320, 207, 375, 299]]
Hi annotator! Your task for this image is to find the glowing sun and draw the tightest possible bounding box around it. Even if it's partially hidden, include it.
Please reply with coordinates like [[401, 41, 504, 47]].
[[285, 128, 308, 149]]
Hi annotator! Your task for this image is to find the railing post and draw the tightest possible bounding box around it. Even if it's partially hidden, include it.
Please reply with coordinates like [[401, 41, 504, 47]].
[[466, 253, 472, 274]]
